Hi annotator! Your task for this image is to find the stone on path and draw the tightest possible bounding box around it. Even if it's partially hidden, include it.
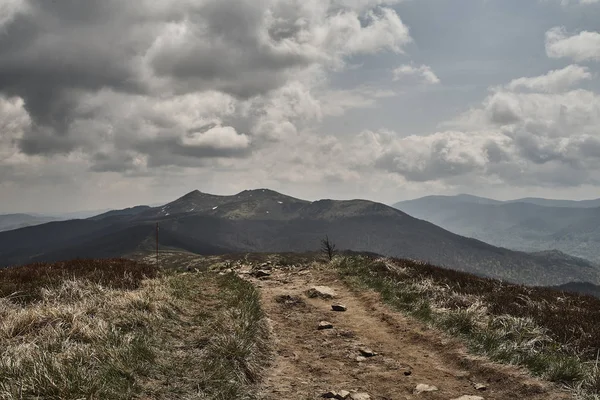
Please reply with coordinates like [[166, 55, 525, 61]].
[[322, 390, 351, 399], [358, 347, 377, 357], [473, 382, 487, 391], [331, 303, 347, 312], [306, 286, 337, 299], [318, 321, 334, 330], [252, 270, 271, 278], [413, 383, 439, 394], [349, 393, 371, 400]]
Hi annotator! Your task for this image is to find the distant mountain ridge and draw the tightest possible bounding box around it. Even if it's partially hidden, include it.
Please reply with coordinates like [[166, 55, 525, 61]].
[[89, 206, 152, 221], [0, 214, 60, 233], [1, 189, 599, 286], [394, 195, 600, 263], [401, 194, 600, 209]]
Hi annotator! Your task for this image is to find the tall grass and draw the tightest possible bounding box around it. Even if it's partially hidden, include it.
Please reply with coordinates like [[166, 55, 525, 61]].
[[0, 278, 170, 399], [0, 260, 269, 400]]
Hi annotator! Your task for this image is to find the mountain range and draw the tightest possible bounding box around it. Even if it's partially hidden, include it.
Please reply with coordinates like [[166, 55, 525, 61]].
[[0, 189, 598, 286], [394, 195, 600, 264]]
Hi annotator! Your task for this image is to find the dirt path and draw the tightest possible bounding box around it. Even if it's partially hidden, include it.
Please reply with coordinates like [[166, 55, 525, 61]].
[[248, 265, 572, 400]]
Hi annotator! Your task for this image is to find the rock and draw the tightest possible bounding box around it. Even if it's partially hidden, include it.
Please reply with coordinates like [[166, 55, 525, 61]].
[[331, 303, 347, 312], [306, 286, 337, 299], [473, 382, 487, 391], [274, 295, 305, 307], [251, 270, 271, 278], [403, 370, 412, 376], [356, 356, 367, 362], [358, 347, 377, 357], [413, 384, 439, 394], [450, 396, 484, 400], [259, 262, 272, 270], [318, 321, 334, 330], [322, 391, 352, 400], [349, 393, 371, 400]]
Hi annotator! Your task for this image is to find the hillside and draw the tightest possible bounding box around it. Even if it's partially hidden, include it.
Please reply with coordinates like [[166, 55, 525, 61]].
[[1, 189, 599, 285], [0, 255, 583, 399], [89, 205, 152, 221], [0, 213, 59, 232], [394, 195, 600, 263]]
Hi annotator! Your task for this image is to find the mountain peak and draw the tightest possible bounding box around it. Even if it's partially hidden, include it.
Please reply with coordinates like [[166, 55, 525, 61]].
[[180, 189, 203, 198], [236, 188, 283, 197]]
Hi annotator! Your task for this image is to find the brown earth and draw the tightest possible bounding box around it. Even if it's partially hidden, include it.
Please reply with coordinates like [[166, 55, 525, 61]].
[[246, 265, 573, 400]]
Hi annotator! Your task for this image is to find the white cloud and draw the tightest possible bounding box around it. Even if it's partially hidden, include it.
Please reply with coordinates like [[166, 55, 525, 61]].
[[506, 65, 592, 93], [392, 64, 440, 84], [180, 126, 250, 150], [0, 0, 28, 30], [0, 96, 30, 163], [546, 27, 600, 62], [364, 86, 600, 186]]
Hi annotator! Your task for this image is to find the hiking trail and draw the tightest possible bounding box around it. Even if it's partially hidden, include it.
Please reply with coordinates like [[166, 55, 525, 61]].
[[238, 263, 571, 400]]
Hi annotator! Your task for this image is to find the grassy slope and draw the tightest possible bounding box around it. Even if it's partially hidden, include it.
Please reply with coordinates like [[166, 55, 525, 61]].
[[334, 255, 600, 399], [0, 259, 269, 400]]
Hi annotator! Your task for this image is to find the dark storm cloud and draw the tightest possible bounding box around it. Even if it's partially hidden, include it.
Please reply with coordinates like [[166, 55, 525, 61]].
[[146, 0, 316, 98], [0, 1, 147, 154], [0, 0, 319, 157]]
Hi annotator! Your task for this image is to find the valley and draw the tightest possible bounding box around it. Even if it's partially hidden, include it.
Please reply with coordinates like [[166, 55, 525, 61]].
[[395, 195, 600, 264]]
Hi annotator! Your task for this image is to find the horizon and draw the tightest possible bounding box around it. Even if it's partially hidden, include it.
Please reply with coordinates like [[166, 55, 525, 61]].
[[1, 1, 600, 213], [3, 188, 600, 216]]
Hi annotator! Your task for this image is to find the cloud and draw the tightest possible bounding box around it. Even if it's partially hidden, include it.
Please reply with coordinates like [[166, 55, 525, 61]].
[[546, 27, 600, 62], [357, 81, 600, 187], [392, 64, 440, 84], [179, 126, 250, 152], [370, 130, 499, 182], [318, 86, 396, 117], [0, 0, 28, 30], [0, 95, 30, 162], [0, 0, 414, 182], [0, 0, 411, 163], [506, 65, 592, 93]]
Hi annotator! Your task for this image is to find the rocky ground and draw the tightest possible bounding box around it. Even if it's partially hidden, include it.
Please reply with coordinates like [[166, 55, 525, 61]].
[[224, 260, 572, 400]]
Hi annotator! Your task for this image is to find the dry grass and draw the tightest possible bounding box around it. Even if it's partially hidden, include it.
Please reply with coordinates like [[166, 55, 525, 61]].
[[0, 260, 269, 400], [335, 255, 600, 399], [0, 259, 157, 304]]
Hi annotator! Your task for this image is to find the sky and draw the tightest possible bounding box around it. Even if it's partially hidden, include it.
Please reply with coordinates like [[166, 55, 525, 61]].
[[1, 0, 600, 213]]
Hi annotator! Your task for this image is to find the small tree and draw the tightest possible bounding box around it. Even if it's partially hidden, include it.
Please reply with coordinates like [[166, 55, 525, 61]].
[[321, 235, 337, 261]]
